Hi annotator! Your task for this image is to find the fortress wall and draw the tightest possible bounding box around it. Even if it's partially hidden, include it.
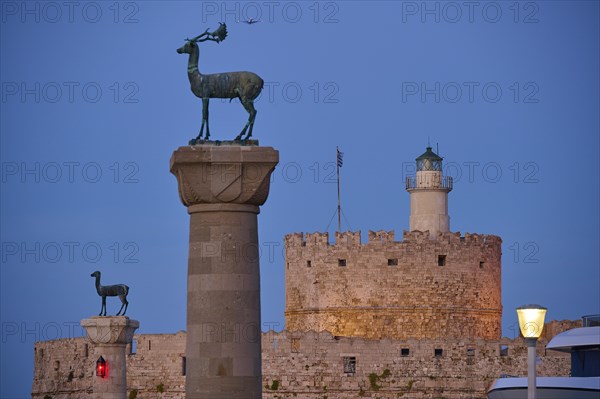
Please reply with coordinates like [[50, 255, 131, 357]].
[[32, 328, 572, 399], [126, 332, 186, 398], [285, 230, 502, 340], [32, 332, 186, 399], [261, 330, 570, 399], [32, 338, 93, 399]]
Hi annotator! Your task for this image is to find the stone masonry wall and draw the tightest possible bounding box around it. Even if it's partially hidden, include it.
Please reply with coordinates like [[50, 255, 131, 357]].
[[32, 337, 92, 398], [32, 332, 186, 399], [261, 330, 570, 399], [284, 230, 502, 340], [127, 332, 186, 398], [32, 325, 575, 399]]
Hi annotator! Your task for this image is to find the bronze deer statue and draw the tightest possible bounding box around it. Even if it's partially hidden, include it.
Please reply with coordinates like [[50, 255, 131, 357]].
[[90, 271, 129, 316], [177, 23, 264, 141]]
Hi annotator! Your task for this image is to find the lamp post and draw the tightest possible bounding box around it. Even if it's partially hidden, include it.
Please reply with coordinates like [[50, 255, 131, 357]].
[[516, 304, 547, 399]]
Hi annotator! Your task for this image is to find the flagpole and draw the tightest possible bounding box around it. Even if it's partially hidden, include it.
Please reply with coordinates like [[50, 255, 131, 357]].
[[337, 146, 341, 233]]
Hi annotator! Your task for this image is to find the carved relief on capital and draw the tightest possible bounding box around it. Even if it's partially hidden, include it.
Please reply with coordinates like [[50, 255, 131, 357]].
[[170, 146, 279, 208], [81, 316, 139, 345]]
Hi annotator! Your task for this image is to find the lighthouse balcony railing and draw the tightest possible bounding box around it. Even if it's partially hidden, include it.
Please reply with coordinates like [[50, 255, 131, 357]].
[[406, 176, 453, 190]]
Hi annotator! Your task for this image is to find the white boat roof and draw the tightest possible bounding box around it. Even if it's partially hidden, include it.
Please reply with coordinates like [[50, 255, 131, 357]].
[[546, 326, 600, 352], [489, 376, 600, 391]]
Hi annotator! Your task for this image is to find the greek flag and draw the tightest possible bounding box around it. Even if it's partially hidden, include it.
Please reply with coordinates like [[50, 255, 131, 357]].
[[337, 148, 344, 168]]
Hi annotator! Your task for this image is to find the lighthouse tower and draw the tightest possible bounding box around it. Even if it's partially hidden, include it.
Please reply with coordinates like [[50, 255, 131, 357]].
[[406, 147, 453, 238]]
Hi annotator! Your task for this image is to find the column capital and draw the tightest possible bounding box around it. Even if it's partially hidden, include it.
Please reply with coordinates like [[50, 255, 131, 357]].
[[81, 316, 139, 345], [170, 145, 279, 208]]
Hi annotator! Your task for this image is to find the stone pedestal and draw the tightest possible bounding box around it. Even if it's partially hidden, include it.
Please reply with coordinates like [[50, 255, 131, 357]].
[[81, 316, 139, 399], [170, 144, 279, 399]]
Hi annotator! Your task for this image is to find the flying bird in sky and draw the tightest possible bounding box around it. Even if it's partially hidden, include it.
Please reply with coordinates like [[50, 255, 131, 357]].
[[240, 18, 260, 25]]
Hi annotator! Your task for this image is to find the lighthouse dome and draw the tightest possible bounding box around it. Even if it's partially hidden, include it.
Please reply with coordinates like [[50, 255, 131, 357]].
[[416, 147, 443, 171]]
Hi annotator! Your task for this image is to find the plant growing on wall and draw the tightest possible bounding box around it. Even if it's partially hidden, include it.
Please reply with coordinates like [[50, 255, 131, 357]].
[[368, 373, 380, 390], [368, 369, 392, 391]]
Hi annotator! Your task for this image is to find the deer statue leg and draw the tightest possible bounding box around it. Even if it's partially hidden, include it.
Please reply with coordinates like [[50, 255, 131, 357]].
[[197, 124, 205, 142], [203, 98, 210, 140], [234, 98, 257, 141], [116, 294, 128, 316], [247, 104, 257, 139], [122, 295, 129, 316], [196, 98, 208, 141], [101, 296, 107, 316], [196, 98, 210, 141]]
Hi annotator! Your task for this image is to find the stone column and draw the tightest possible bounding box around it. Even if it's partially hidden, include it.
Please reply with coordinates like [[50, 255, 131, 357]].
[[170, 144, 279, 399], [81, 316, 139, 399]]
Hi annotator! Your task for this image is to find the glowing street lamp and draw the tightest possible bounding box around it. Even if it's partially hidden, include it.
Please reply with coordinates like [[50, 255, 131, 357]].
[[516, 304, 547, 399]]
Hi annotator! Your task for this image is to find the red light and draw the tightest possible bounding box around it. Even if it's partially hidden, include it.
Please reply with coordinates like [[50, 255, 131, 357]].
[[96, 356, 106, 378]]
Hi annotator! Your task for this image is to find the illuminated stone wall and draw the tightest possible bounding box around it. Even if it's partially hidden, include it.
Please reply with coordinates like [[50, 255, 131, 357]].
[[32, 322, 577, 399], [284, 230, 502, 340]]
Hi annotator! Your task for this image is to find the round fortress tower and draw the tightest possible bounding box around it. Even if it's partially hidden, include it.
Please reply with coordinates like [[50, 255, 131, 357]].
[[406, 146, 453, 238], [284, 147, 502, 341]]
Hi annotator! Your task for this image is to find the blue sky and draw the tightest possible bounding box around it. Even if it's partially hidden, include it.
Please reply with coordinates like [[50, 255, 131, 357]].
[[1, 1, 599, 397]]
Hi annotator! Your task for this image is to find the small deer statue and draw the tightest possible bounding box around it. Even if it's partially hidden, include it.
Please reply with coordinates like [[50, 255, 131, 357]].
[[90, 271, 129, 316], [176, 23, 264, 142]]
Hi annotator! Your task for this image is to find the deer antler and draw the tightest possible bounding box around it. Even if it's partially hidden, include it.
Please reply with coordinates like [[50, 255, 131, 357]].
[[185, 23, 228, 44], [186, 28, 210, 43], [208, 22, 228, 43]]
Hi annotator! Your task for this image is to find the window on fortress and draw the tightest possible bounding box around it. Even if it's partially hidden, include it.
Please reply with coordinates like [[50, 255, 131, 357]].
[[438, 255, 446, 266], [401, 348, 410, 357], [467, 348, 475, 356], [291, 338, 300, 353], [338, 259, 347, 267], [500, 345, 509, 356], [148, 340, 151, 351], [388, 258, 398, 266], [480, 261, 485, 268], [182, 356, 187, 376], [84, 344, 89, 358], [434, 348, 443, 357], [343, 356, 356, 374], [307, 260, 312, 267], [130, 339, 137, 355], [54, 360, 60, 371]]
